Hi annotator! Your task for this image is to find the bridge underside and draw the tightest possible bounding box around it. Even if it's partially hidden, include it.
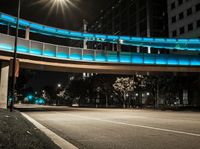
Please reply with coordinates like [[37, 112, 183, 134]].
[[0, 52, 200, 74]]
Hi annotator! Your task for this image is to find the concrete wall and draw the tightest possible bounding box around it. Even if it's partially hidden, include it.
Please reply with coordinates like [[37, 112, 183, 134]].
[[0, 62, 9, 109]]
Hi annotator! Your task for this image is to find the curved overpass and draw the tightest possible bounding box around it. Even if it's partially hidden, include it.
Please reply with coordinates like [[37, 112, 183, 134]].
[[0, 12, 200, 52], [0, 33, 200, 74]]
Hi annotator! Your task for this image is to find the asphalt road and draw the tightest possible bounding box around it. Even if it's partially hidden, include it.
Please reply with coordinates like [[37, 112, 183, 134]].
[[21, 106, 200, 149]]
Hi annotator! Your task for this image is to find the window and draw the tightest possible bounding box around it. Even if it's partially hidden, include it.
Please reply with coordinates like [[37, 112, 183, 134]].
[[172, 16, 176, 23], [179, 12, 184, 20], [180, 26, 185, 34], [178, 0, 183, 5], [196, 3, 200, 12], [171, 2, 175, 10], [187, 8, 192, 16], [188, 23, 193, 31], [197, 20, 200, 28], [172, 30, 177, 37]]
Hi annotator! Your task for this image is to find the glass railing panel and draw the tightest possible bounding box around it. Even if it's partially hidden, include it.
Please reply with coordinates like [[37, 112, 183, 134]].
[[17, 38, 29, 53], [107, 51, 118, 62], [43, 44, 56, 57], [70, 48, 82, 60], [0, 34, 14, 51], [30, 41, 43, 55], [120, 52, 131, 63], [83, 49, 94, 61], [167, 55, 179, 65], [57, 46, 69, 59], [155, 54, 168, 65], [132, 53, 144, 64], [95, 50, 106, 62], [190, 56, 200, 66], [179, 56, 190, 66], [144, 54, 156, 65]]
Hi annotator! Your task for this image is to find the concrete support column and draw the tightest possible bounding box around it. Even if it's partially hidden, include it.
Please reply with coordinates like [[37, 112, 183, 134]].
[[146, 0, 151, 54], [0, 62, 9, 109], [136, 0, 140, 53], [25, 27, 30, 40], [83, 19, 88, 49]]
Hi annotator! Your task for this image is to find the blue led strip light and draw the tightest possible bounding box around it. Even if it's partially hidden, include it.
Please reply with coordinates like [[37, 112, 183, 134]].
[[0, 39, 199, 66], [0, 12, 200, 51]]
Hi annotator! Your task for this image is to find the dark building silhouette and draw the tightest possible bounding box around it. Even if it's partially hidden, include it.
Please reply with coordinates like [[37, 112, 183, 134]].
[[81, 0, 168, 54]]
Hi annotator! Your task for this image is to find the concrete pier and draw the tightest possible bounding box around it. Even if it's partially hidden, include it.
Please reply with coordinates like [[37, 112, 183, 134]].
[[0, 62, 9, 109]]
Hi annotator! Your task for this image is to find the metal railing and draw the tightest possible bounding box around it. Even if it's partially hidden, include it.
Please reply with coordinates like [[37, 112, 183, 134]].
[[0, 33, 200, 66]]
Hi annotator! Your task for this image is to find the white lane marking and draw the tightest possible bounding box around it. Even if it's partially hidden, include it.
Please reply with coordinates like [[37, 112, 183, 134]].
[[61, 113, 200, 137], [21, 113, 78, 149]]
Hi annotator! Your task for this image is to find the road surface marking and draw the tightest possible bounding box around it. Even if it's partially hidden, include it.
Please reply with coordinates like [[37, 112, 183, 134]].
[[21, 113, 78, 149], [61, 113, 200, 137]]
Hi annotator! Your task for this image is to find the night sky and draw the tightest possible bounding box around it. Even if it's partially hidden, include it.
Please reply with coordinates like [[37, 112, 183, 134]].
[[0, 0, 115, 91], [0, 0, 113, 30]]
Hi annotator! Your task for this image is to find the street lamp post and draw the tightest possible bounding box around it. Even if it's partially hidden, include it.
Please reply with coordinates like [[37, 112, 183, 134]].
[[10, 0, 21, 112]]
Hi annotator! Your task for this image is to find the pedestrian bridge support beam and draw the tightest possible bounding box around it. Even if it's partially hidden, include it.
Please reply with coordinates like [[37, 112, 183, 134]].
[[0, 62, 9, 109]]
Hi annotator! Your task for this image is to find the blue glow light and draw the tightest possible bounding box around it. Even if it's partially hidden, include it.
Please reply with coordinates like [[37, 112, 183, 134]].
[[166, 38, 177, 43], [28, 95, 33, 101], [30, 49, 42, 55], [83, 33, 94, 38], [69, 53, 81, 60], [168, 57, 179, 65], [83, 54, 94, 61], [120, 36, 130, 40], [95, 54, 106, 62], [19, 20, 30, 26], [144, 54, 156, 64], [57, 29, 69, 35], [30, 23, 43, 30], [107, 53, 118, 62], [156, 56, 167, 65], [95, 34, 107, 39], [179, 57, 190, 65], [1, 14, 15, 22], [107, 35, 119, 40], [120, 53, 131, 63], [17, 46, 29, 53], [0, 44, 13, 51], [70, 31, 82, 37], [57, 52, 68, 58], [143, 38, 154, 42], [132, 54, 143, 64], [44, 50, 55, 57], [44, 27, 56, 33]]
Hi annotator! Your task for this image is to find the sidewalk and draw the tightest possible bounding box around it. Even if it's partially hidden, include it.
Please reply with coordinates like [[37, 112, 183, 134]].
[[0, 109, 60, 149]]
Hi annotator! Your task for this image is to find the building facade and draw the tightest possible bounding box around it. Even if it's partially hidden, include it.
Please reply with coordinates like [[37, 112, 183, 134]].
[[168, 0, 200, 38], [86, 0, 168, 53]]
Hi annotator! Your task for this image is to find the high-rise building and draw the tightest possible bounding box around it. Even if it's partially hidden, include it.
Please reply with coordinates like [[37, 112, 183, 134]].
[[168, 0, 200, 38], [86, 0, 168, 54]]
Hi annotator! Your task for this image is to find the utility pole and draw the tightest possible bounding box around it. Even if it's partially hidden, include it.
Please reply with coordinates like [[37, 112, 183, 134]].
[[10, 0, 21, 112]]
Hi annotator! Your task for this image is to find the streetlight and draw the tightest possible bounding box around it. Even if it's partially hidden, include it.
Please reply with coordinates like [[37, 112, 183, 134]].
[[10, 0, 70, 112], [57, 83, 62, 88], [10, 0, 21, 112]]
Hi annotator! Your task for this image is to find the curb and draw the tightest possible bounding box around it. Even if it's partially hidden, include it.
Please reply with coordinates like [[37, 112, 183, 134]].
[[21, 113, 78, 149]]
